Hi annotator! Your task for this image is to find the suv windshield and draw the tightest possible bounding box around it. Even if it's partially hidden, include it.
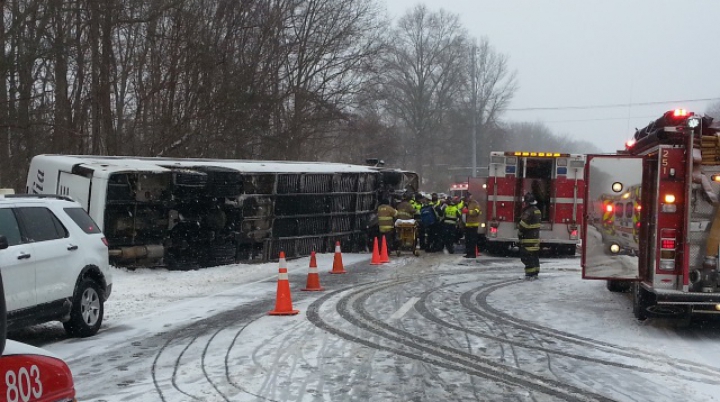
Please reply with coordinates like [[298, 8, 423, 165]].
[[64, 207, 102, 234]]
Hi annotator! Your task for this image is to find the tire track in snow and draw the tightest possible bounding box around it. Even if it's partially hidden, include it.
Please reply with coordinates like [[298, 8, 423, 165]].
[[308, 278, 615, 402]]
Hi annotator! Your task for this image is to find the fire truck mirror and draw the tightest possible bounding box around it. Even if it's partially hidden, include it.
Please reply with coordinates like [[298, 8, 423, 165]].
[[583, 156, 643, 280]]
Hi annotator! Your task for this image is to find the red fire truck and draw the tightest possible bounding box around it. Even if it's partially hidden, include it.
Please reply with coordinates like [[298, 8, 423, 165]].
[[582, 109, 720, 319], [0, 240, 77, 402], [485, 151, 584, 256]]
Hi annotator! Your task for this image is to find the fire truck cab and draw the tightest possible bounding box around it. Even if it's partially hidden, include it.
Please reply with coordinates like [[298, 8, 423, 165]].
[[582, 109, 720, 320], [486, 151, 584, 256]]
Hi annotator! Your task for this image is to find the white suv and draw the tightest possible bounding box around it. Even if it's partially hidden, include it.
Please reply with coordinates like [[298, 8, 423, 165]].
[[0, 194, 112, 337]]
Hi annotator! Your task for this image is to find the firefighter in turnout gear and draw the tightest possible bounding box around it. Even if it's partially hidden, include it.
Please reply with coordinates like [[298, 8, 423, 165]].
[[395, 193, 416, 220], [377, 198, 397, 252], [518, 192, 542, 279]]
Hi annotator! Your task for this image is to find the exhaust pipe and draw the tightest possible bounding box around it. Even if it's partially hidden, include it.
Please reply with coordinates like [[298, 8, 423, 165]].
[[109, 245, 165, 261]]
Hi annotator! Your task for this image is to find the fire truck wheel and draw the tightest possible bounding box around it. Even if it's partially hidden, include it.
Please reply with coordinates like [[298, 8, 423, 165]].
[[606, 280, 631, 293], [565, 245, 576, 256], [632, 282, 651, 320]]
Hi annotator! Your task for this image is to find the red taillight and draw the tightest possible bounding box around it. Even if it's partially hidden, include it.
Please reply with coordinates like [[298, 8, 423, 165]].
[[101, 237, 108, 247], [571, 229, 577, 236], [636, 222, 641, 228], [490, 227, 498, 234], [661, 239, 675, 249]]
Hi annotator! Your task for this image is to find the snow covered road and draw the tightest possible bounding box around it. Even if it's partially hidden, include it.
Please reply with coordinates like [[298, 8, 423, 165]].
[[9, 253, 720, 401]]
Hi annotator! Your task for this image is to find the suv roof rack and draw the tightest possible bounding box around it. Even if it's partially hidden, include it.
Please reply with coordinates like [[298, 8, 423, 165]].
[[1, 194, 75, 202]]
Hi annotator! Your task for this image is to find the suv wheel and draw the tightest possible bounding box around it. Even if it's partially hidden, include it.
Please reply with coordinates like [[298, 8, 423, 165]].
[[63, 278, 104, 337]]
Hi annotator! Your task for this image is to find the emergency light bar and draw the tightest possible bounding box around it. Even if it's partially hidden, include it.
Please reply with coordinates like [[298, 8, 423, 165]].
[[505, 152, 569, 157], [673, 109, 689, 117]]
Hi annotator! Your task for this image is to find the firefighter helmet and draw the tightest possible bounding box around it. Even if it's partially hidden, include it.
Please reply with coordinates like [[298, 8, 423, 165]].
[[523, 193, 537, 205]]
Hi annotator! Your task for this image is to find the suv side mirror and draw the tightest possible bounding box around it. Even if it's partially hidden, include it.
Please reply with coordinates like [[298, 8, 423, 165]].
[[0, 235, 7, 250]]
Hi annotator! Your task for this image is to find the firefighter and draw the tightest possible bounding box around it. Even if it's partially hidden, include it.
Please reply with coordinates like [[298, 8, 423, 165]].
[[377, 198, 397, 252], [395, 193, 416, 220], [441, 197, 462, 254], [518, 192, 542, 280], [463, 193, 481, 258], [412, 193, 423, 218], [430, 192, 440, 207], [452, 196, 463, 244]]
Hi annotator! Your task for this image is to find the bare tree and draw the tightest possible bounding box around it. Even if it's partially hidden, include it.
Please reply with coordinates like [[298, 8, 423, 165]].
[[706, 100, 720, 120], [257, 0, 386, 160], [376, 5, 468, 184], [466, 38, 517, 168]]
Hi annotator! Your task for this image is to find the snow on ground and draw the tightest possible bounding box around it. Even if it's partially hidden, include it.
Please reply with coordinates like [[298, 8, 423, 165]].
[[17, 252, 720, 402], [104, 252, 370, 324]]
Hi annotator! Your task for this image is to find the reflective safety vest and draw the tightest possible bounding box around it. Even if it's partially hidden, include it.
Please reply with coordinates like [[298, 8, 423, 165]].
[[410, 199, 422, 218], [443, 205, 461, 225], [377, 204, 397, 233]]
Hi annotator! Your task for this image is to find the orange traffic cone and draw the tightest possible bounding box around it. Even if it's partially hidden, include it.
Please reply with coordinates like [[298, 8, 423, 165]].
[[380, 235, 390, 263], [370, 237, 382, 265], [302, 251, 325, 291], [476, 245, 480, 257], [329, 241, 346, 274], [269, 251, 299, 315]]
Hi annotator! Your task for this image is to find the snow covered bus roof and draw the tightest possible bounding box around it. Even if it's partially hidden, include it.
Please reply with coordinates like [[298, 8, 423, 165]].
[[30, 154, 379, 176]]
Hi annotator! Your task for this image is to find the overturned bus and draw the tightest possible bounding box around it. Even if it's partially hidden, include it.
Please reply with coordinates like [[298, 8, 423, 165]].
[[26, 155, 418, 269]]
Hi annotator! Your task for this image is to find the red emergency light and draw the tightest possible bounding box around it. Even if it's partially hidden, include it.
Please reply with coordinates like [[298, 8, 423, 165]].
[[661, 239, 676, 249], [605, 205, 613, 213], [664, 108, 694, 121], [672, 109, 689, 118]]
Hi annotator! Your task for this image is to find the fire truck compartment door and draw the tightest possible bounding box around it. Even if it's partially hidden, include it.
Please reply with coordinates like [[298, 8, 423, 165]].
[[582, 155, 643, 281]]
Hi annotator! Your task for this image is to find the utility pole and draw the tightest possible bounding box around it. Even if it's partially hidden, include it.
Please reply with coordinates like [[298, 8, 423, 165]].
[[471, 42, 478, 177]]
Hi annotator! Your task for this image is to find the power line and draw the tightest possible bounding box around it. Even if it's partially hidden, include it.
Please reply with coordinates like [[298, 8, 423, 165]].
[[507, 97, 720, 112], [543, 115, 658, 124]]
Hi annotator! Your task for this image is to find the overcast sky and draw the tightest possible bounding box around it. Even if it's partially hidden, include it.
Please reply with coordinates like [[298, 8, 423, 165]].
[[384, 0, 720, 152]]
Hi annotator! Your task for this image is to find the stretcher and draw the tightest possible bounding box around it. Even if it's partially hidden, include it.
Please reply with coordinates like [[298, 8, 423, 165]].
[[395, 219, 420, 256]]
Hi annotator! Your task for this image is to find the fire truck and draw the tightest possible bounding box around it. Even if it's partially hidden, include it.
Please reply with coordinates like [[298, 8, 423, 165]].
[[485, 151, 585, 256], [582, 109, 720, 320]]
